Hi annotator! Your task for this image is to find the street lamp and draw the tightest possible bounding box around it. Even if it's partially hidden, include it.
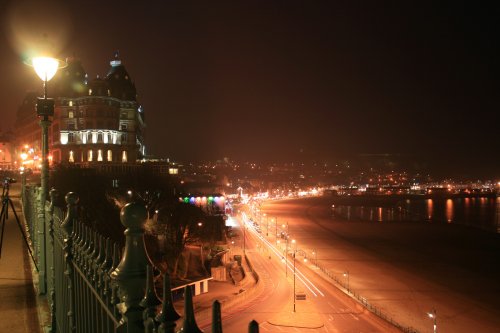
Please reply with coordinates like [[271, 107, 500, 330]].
[[243, 218, 246, 255], [27, 55, 65, 294], [427, 309, 437, 333], [29, 56, 65, 197], [263, 213, 268, 236], [292, 241, 307, 312], [343, 271, 350, 292]]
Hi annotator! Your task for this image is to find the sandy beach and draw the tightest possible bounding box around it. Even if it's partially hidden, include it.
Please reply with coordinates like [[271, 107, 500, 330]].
[[262, 196, 500, 333]]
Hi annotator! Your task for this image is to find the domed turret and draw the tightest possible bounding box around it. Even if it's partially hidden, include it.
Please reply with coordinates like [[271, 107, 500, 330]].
[[53, 57, 87, 97], [88, 75, 109, 97], [105, 51, 136, 101]]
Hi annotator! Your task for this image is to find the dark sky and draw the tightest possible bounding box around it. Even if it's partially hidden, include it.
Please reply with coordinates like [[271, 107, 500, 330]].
[[0, 1, 498, 177]]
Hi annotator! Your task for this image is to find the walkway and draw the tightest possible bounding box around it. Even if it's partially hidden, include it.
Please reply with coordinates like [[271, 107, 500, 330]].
[[0, 185, 40, 333]]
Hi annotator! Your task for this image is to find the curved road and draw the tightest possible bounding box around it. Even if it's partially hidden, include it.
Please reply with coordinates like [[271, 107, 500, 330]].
[[202, 208, 402, 333]]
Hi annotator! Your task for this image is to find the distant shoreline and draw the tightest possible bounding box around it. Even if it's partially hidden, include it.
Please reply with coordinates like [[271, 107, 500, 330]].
[[325, 193, 497, 207]]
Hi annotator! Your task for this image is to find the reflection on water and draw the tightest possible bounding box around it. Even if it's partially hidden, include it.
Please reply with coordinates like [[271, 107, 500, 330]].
[[332, 196, 499, 233], [427, 199, 433, 220], [446, 199, 453, 223]]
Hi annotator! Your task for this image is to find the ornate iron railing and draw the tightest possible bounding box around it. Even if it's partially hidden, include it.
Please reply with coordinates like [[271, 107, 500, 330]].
[[22, 186, 259, 333]]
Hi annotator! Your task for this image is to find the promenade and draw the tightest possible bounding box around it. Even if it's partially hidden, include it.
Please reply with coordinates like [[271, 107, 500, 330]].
[[0, 184, 40, 333]]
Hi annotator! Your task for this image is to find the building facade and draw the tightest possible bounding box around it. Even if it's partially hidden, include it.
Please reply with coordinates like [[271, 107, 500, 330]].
[[15, 54, 146, 168]]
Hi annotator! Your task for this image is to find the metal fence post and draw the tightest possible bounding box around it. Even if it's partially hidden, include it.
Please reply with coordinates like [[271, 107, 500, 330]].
[[47, 188, 59, 333], [111, 202, 152, 333], [37, 186, 47, 294], [60, 192, 79, 332]]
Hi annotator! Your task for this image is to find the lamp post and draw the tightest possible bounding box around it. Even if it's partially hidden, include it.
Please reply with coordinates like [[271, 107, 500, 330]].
[[292, 239, 296, 310], [32, 57, 62, 199], [264, 213, 268, 236], [292, 242, 307, 313], [343, 271, 350, 292], [274, 217, 278, 245], [243, 218, 246, 255], [427, 309, 437, 333], [28, 56, 64, 294]]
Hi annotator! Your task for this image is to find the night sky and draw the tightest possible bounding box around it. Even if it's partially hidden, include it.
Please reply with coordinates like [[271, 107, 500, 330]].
[[0, 1, 498, 177]]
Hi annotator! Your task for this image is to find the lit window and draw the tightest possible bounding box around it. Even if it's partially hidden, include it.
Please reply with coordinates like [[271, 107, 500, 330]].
[[88, 150, 93, 162], [69, 100, 73, 107], [121, 151, 127, 163], [60, 133, 68, 145], [97, 150, 103, 162], [69, 151, 74, 163], [68, 111, 74, 118], [107, 150, 112, 162], [88, 89, 92, 95]]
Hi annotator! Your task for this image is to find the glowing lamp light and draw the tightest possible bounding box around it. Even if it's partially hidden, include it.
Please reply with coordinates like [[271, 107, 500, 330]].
[[31, 57, 61, 82]]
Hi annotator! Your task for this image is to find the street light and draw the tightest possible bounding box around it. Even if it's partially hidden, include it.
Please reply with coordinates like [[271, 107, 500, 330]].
[[343, 271, 350, 292], [292, 241, 307, 313], [243, 218, 246, 255], [26, 55, 65, 294], [263, 213, 268, 236], [29, 56, 65, 196], [427, 309, 437, 333]]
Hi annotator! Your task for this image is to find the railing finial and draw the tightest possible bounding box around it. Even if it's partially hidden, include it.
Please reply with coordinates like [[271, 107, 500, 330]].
[[178, 286, 203, 333], [248, 320, 259, 333], [156, 272, 180, 333], [111, 202, 152, 331], [60, 192, 79, 235], [211, 300, 222, 333]]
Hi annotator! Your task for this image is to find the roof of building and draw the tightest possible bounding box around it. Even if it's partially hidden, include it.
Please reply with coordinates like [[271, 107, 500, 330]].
[[105, 52, 136, 101], [53, 57, 87, 97]]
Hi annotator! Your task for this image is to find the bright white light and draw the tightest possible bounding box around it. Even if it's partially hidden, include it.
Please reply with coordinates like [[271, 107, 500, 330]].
[[32, 57, 60, 81]]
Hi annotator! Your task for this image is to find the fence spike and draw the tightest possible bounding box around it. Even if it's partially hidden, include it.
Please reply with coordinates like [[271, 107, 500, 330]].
[[99, 238, 113, 293], [211, 300, 222, 333], [140, 265, 161, 331], [248, 320, 259, 333], [75, 223, 85, 263], [156, 272, 180, 332], [179, 286, 203, 333], [94, 235, 106, 286]]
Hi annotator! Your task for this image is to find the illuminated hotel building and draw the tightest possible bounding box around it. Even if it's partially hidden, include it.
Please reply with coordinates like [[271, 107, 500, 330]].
[[15, 54, 146, 167]]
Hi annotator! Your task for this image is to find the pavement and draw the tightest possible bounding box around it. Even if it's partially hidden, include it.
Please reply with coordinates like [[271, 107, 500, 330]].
[[0, 186, 41, 333]]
